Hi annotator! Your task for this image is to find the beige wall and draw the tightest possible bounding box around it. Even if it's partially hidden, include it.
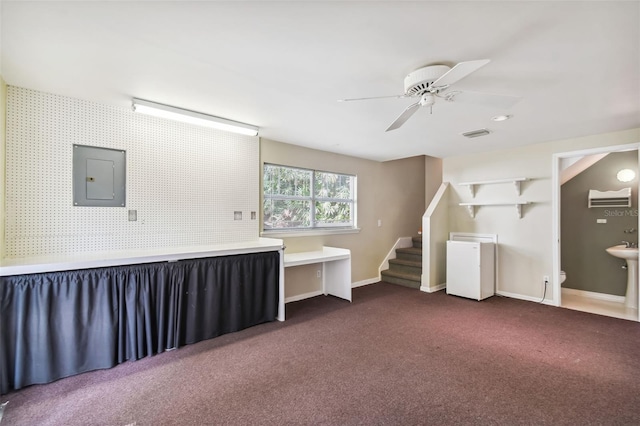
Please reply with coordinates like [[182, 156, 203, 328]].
[[443, 128, 640, 304], [0, 77, 6, 259], [261, 138, 425, 295], [284, 264, 323, 300]]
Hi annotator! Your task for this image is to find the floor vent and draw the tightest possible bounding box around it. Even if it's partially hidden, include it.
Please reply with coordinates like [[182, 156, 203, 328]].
[[462, 129, 491, 138]]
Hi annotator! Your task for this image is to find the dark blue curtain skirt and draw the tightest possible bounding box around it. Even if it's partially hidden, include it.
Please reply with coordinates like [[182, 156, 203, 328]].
[[0, 251, 280, 394]]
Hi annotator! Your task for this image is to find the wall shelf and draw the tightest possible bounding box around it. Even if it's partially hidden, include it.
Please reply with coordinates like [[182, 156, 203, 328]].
[[459, 177, 529, 197], [459, 202, 530, 219]]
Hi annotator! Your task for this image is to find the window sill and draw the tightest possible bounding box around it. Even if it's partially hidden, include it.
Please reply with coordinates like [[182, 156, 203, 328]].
[[260, 228, 361, 238]]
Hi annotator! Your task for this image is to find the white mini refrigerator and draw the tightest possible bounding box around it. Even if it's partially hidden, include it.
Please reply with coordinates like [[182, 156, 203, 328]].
[[446, 240, 495, 301]]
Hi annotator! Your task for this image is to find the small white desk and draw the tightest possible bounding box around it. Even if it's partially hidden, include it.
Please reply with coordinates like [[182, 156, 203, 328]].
[[283, 246, 352, 303]]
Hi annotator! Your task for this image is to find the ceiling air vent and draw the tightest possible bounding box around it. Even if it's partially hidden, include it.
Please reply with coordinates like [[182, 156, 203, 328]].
[[462, 129, 491, 138]]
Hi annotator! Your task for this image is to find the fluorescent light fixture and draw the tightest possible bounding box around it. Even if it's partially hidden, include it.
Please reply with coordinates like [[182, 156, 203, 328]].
[[132, 98, 259, 136], [617, 169, 636, 182]]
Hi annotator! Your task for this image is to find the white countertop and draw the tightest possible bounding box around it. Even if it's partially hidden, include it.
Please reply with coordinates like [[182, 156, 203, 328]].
[[0, 238, 284, 276]]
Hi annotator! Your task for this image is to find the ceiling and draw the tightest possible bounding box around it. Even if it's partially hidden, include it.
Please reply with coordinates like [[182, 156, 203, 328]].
[[2, 1, 639, 161]]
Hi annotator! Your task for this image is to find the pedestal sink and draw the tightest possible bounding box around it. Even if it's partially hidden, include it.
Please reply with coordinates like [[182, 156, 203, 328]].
[[606, 244, 639, 309]]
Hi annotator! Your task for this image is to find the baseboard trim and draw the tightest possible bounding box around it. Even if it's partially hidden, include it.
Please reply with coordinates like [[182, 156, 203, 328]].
[[285, 290, 323, 304], [562, 287, 626, 303], [420, 283, 446, 293], [496, 290, 556, 306], [352, 277, 379, 288], [286, 278, 379, 303]]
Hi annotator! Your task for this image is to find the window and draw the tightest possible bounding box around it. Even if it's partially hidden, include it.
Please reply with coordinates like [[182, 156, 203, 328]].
[[263, 164, 356, 231]]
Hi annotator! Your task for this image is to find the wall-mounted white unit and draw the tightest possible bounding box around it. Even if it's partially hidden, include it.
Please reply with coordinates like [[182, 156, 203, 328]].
[[587, 188, 631, 208], [446, 240, 495, 301]]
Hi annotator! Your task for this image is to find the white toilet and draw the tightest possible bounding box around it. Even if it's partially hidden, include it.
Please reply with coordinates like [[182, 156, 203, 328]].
[[560, 271, 566, 284]]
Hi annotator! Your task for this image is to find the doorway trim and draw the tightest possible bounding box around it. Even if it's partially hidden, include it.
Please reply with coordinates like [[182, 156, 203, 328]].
[[552, 142, 640, 318]]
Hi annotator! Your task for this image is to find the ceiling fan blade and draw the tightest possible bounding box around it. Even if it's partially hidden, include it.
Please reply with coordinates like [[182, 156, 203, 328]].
[[431, 59, 491, 89], [445, 90, 522, 109], [385, 101, 421, 132], [338, 94, 410, 102]]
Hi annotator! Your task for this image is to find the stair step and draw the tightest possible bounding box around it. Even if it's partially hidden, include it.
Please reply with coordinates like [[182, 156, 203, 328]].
[[381, 234, 423, 289], [396, 247, 422, 255], [389, 258, 421, 267], [381, 269, 421, 282], [381, 269, 421, 289], [396, 247, 422, 262], [388, 260, 421, 276]]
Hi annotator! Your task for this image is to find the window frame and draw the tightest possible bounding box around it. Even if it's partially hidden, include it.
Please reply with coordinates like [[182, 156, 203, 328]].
[[262, 163, 357, 233]]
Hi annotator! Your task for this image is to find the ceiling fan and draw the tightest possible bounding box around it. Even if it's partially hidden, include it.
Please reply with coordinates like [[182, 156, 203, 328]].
[[339, 59, 521, 132]]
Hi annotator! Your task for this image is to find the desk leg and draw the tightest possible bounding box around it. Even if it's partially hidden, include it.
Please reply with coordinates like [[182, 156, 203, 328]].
[[323, 259, 352, 302]]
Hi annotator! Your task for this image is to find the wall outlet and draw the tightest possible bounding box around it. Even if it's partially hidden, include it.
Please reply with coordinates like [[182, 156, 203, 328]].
[[317, 270, 321, 278], [543, 275, 550, 285]]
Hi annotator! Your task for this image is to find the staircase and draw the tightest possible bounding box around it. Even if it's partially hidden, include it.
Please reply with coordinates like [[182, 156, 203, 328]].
[[381, 236, 422, 289]]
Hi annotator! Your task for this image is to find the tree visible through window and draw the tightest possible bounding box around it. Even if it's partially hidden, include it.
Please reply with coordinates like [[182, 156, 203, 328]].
[[263, 164, 356, 230]]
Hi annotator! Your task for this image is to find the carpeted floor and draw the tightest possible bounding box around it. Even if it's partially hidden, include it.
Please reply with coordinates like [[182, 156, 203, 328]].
[[2, 282, 640, 425]]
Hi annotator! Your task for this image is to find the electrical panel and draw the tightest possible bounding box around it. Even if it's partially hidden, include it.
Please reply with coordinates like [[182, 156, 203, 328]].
[[73, 144, 126, 207]]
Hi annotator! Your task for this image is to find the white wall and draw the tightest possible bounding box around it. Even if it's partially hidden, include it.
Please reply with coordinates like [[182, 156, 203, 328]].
[[5, 87, 259, 257], [443, 128, 640, 304]]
